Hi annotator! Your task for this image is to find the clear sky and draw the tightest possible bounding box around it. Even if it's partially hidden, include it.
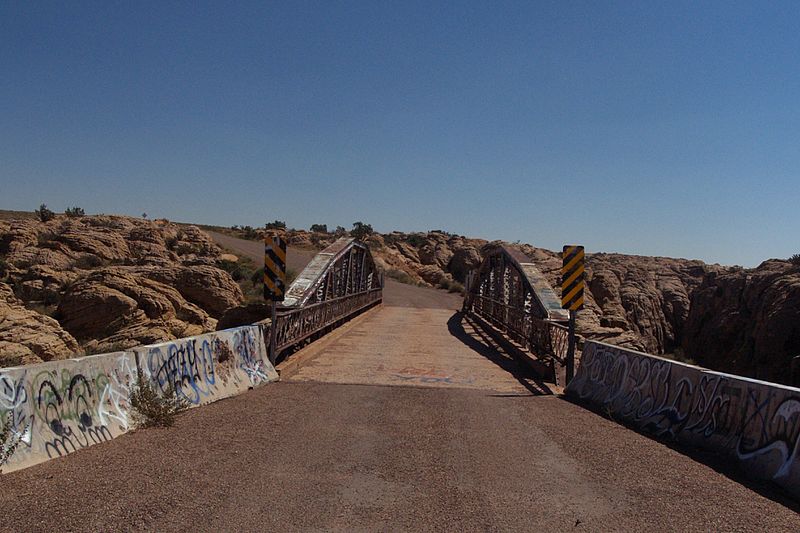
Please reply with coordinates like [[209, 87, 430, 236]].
[[2, 1, 798, 267]]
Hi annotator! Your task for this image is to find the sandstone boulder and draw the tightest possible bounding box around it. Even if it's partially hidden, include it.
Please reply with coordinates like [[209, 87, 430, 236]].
[[57, 267, 215, 344], [0, 283, 79, 366]]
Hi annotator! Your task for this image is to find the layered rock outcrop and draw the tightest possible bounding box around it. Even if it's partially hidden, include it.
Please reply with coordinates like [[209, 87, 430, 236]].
[[0, 282, 80, 366], [682, 260, 800, 383], [0, 215, 243, 362]]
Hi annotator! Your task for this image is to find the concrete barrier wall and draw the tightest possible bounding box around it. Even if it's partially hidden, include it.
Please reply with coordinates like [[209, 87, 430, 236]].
[[1, 325, 278, 472], [566, 340, 800, 498]]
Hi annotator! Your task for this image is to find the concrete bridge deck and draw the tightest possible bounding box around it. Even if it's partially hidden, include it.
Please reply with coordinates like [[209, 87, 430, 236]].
[[2, 236, 797, 531]]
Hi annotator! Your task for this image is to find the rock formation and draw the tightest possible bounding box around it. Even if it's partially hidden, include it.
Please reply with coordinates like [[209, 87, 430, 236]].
[[0, 215, 243, 361], [0, 282, 80, 366], [682, 259, 800, 383]]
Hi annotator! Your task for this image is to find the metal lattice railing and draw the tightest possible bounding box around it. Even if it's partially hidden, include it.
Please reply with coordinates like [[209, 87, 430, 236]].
[[272, 288, 382, 355], [470, 294, 570, 364]]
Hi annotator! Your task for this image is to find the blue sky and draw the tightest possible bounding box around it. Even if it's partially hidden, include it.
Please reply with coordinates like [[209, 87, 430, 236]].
[[1, 1, 798, 267]]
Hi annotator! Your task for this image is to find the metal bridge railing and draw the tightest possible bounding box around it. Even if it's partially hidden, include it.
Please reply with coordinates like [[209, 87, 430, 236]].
[[470, 294, 570, 364], [271, 288, 382, 356]]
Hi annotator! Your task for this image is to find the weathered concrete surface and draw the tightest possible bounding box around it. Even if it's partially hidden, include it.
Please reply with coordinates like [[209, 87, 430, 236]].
[[287, 306, 548, 395], [567, 340, 800, 499], [1, 325, 277, 472]]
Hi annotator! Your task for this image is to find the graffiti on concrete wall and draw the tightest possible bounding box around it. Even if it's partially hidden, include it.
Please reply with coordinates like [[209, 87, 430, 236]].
[[135, 326, 277, 406], [0, 352, 138, 468], [567, 341, 800, 498], [0, 325, 278, 473]]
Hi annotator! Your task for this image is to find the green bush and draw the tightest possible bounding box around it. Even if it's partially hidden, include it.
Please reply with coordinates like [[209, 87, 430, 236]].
[[351, 221, 373, 241], [64, 206, 85, 218], [310, 223, 328, 233], [219, 259, 245, 281], [265, 220, 286, 230], [35, 204, 55, 222], [406, 234, 426, 248], [130, 371, 189, 428]]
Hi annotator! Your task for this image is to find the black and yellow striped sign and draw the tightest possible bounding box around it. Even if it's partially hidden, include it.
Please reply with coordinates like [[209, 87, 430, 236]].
[[561, 245, 585, 311], [264, 235, 287, 302]]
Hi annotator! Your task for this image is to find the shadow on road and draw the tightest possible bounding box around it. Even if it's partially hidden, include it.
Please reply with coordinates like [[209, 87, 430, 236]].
[[447, 311, 552, 396], [562, 393, 800, 514]]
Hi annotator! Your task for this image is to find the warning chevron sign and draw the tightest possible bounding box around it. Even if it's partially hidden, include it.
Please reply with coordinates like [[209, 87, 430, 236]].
[[561, 245, 585, 311], [264, 235, 287, 302]]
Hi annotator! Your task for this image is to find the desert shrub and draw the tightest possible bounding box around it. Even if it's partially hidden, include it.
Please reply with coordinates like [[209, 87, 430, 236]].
[[438, 279, 464, 294], [386, 268, 415, 285], [130, 371, 189, 428], [406, 234, 426, 248], [265, 220, 286, 230], [64, 206, 85, 218], [219, 258, 245, 281], [334, 226, 347, 237], [310, 223, 328, 233], [35, 204, 55, 222], [350, 221, 373, 241], [240, 225, 259, 240], [789, 254, 800, 266], [0, 412, 21, 470]]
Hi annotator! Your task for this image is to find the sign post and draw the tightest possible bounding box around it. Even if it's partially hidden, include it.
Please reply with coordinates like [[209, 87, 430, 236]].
[[264, 234, 287, 364], [561, 245, 585, 385]]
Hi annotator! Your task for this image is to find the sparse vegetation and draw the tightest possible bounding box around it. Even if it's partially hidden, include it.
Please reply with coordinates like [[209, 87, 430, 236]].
[[789, 254, 800, 266], [129, 370, 189, 428], [35, 204, 55, 222], [265, 220, 286, 230], [406, 234, 426, 248], [437, 278, 464, 294], [334, 226, 347, 237], [218, 249, 296, 303], [1, 412, 22, 470], [350, 221, 373, 241], [310, 224, 328, 233], [64, 206, 85, 218], [241, 225, 258, 240], [385, 268, 419, 286]]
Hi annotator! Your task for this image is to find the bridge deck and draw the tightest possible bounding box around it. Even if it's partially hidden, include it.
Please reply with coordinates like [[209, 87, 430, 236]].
[[285, 305, 549, 395], [2, 236, 795, 530]]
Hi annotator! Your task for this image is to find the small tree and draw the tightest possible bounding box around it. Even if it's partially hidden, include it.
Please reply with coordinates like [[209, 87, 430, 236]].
[[64, 206, 85, 218], [334, 226, 347, 237], [310, 224, 328, 233], [35, 204, 55, 222], [142, 213, 148, 219], [265, 220, 287, 230], [350, 221, 373, 241]]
